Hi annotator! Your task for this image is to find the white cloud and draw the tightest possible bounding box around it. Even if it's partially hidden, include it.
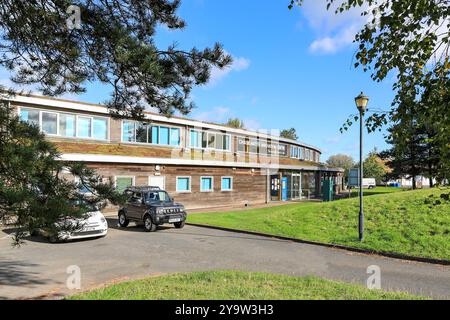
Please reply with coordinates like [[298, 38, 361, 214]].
[[299, 0, 368, 55], [243, 118, 262, 131], [208, 55, 250, 86], [193, 106, 231, 123]]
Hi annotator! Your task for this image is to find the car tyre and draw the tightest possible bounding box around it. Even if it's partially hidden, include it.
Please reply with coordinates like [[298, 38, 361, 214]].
[[174, 221, 185, 229], [143, 215, 157, 232], [118, 211, 129, 228]]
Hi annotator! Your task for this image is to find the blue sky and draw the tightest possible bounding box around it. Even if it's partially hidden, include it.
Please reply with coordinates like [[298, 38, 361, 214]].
[[1, 0, 397, 161]]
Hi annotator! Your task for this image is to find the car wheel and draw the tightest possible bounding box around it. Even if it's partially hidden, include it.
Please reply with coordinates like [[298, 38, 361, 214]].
[[48, 235, 58, 243], [118, 212, 129, 227], [174, 221, 185, 229], [143, 215, 157, 232]]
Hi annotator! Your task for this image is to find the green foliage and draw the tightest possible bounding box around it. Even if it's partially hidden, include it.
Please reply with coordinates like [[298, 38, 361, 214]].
[[280, 127, 298, 140], [363, 150, 388, 184], [292, 0, 450, 182], [189, 188, 450, 260], [224, 118, 245, 129], [0, 0, 232, 119], [68, 271, 424, 300], [326, 154, 354, 180], [0, 99, 124, 245]]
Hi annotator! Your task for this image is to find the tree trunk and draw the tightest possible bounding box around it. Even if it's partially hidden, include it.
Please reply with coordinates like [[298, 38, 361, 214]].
[[412, 175, 416, 190]]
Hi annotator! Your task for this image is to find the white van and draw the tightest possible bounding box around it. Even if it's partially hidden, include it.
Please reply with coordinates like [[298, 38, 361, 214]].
[[362, 178, 376, 189]]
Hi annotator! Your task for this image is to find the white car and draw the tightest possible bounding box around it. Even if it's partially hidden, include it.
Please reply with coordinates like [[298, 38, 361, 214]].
[[41, 210, 108, 242]]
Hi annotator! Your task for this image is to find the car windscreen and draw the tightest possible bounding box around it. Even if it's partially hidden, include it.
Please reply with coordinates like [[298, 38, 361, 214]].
[[144, 191, 171, 203]]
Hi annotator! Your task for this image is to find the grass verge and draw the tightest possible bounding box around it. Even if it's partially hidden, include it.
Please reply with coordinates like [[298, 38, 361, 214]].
[[68, 271, 425, 300]]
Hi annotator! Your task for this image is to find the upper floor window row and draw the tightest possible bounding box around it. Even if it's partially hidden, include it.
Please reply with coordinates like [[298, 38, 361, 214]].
[[19, 108, 108, 140], [189, 129, 231, 151], [122, 120, 181, 146], [237, 137, 288, 157]]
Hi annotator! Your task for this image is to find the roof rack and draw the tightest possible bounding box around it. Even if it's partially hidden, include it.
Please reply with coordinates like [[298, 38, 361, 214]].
[[125, 186, 161, 192]]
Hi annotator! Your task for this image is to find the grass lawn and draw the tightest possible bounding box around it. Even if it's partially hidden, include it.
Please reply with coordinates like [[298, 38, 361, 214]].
[[346, 186, 406, 198], [188, 188, 450, 260], [68, 271, 424, 300]]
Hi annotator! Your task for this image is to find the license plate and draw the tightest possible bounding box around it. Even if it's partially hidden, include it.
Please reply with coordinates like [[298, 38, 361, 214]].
[[169, 218, 181, 223]]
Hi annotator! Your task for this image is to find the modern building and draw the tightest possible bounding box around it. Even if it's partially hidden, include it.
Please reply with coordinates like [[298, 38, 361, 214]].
[[4, 93, 343, 209]]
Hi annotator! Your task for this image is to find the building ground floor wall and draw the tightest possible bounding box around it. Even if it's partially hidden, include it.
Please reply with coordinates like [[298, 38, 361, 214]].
[[85, 162, 343, 210]]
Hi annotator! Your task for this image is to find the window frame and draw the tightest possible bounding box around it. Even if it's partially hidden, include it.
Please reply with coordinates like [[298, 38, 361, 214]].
[[41, 111, 59, 136], [221, 176, 233, 192], [189, 128, 231, 152], [18, 106, 109, 141], [176, 176, 191, 193], [114, 176, 135, 193], [200, 176, 214, 193], [121, 120, 182, 147]]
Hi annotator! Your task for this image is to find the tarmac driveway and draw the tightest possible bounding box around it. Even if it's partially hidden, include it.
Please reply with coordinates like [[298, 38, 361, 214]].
[[0, 217, 449, 299]]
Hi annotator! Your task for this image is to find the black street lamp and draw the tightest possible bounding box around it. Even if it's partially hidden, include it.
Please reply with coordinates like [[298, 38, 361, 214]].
[[355, 92, 369, 241]]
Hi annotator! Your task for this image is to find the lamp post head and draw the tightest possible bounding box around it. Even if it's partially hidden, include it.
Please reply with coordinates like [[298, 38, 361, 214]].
[[355, 92, 369, 112]]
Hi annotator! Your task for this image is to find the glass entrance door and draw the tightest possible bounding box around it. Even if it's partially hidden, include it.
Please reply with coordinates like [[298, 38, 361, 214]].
[[291, 174, 301, 200]]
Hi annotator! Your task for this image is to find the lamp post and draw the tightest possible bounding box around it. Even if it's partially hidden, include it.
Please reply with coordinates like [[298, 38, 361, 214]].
[[355, 92, 369, 241]]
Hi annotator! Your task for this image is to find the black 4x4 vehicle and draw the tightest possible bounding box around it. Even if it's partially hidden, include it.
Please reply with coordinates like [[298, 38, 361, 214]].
[[118, 186, 187, 232]]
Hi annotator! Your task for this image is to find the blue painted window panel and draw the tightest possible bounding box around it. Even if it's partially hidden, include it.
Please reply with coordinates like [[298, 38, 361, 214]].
[[78, 117, 92, 138], [122, 121, 135, 142], [151, 126, 159, 144], [159, 126, 169, 145], [177, 177, 190, 191], [201, 177, 213, 191], [221, 178, 232, 191]]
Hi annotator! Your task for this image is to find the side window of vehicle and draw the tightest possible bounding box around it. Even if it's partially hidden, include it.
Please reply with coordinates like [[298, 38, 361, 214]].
[[124, 190, 133, 202], [132, 192, 142, 203]]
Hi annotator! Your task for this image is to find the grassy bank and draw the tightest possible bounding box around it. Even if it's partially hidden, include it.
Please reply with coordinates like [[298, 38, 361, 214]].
[[188, 188, 450, 260], [68, 271, 424, 300]]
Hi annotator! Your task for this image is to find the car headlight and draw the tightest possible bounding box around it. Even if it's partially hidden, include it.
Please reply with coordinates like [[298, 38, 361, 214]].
[[100, 217, 106, 223], [156, 208, 164, 214]]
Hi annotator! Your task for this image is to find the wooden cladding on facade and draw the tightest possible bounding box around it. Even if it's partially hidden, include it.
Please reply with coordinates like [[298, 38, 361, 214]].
[[89, 163, 267, 209]]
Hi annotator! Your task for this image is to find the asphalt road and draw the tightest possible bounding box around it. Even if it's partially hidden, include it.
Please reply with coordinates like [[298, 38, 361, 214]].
[[0, 218, 449, 299]]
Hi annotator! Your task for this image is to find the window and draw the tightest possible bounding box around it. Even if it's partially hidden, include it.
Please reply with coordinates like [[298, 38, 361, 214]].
[[151, 125, 159, 144], [121, 121, 180, 146], [19, 108, 39, 126], [299, 147, 303, 160], [132, 122, 145, 143], [41, 112, 58, 135], [77, 116, 92, 138], [207, 133, 216, 149], [221, 177, 232, 191], [190, 129, 201, 148], [200, 176, 213, 192], [190, 129, 230, 151], [290, 146, 299, 159], [59, 114, 76, 137], [278, 144, 288, 157], [93, 117, 108, 140], [176, 177, 191, 192], [115, 177, 134, 193], [248, 138, 258, 154], [159, 126, 170, 145], [19, 108, 108, 140], [170, 127, 180, 146]]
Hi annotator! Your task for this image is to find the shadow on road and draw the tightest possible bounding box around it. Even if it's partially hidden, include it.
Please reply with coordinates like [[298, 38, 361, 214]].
[[0, 259, 49, 287]]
